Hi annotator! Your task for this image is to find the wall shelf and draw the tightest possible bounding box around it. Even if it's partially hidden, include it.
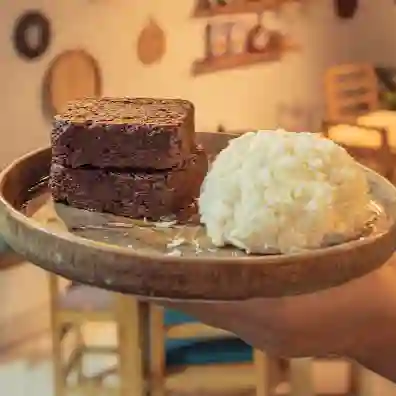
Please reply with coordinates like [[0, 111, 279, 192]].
[[192, 35, 299, 76], [192, 51, 280, 75], [193, 0, 301, 18]]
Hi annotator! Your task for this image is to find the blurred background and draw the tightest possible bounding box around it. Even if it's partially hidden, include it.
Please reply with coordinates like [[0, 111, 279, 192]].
[[2, 0, 396, 395]]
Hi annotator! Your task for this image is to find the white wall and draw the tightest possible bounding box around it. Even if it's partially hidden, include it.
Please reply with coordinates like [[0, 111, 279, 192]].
[[0, 0, 361, 346], [1, 0, 143, 168], [350, 0, 396, 66], [0, 0, 362, 167]]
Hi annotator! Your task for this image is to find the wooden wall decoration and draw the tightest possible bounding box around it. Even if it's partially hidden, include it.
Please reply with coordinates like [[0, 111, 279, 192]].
[[13, 10, 51, 60], [43, 49, 102, 118], [334, 0, 359, 19], [192, 0, 300, 76], [137, 18, 166, 65], [194, 0, 302, 17]]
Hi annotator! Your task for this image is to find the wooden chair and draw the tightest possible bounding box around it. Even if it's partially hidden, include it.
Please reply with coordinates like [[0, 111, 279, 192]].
[[149, 304, 278, 396], [322, 120, 393, 179], [324, 63, 396, 181], [148, 304, 314, 396], [324, 63, 380, 123], [49, 274, 144, 396]]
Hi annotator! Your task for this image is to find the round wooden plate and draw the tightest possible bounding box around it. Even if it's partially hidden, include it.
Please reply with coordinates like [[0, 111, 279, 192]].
[[137, 18, 166, 65], [0, 132, 396, 301], [43, 49, 102, 117]]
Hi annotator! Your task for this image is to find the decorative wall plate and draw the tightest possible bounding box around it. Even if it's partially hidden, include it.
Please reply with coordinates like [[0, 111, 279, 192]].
[[43, 49, 102, 117], [13, 10, 51, 60], [335, 0, 359, 19], [137, 18, 166, 65]]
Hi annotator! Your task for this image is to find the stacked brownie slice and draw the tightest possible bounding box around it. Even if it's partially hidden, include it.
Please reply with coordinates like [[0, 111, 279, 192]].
[[49, 97, 208, 220]]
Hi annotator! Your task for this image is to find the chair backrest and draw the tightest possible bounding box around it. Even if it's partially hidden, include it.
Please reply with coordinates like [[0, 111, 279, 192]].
[[323, 121, 393, 180], [325, 63, 380, 122]]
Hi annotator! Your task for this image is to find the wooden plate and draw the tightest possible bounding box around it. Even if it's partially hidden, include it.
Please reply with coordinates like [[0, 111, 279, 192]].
[[43, 49, 102, 117], [137, 18, 166, 65], [0, 132, 396, 301]]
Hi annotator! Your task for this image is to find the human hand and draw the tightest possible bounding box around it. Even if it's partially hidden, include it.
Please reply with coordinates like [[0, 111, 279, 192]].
[[159, 259, 396, 361]]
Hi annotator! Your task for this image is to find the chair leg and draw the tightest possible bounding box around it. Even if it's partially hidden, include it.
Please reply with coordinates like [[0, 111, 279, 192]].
[[254, 349, 273, 396], [149, 304, 166, 396], [75, 325, 85, 384], [116, 295, 145, 396], [289, 358, 315, 396], [350, 363, 378, 396], [51, 323, 66, 396]]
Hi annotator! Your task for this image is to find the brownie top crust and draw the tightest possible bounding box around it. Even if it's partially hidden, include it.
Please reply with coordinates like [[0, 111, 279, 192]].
[[55, 97, 194, 126], [51, 97, 195, 169]]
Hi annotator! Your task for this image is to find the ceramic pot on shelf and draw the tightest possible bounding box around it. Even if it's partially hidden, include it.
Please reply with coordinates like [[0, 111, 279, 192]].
[[334, 0, 359, 19], [245, 12, 272, 53], [211, 23, 230, 58], [232, 23, 248, 54]]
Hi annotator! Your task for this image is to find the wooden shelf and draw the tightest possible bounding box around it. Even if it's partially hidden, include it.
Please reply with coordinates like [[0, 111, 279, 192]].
[[192, 34, 299, 76], [192, 51, 281, 75], [193, 0, 301, 18]]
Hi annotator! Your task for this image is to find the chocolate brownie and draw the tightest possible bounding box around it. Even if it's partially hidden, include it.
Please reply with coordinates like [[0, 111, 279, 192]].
[[52, 97, 195, 169], [49, 148, 208, 220]]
